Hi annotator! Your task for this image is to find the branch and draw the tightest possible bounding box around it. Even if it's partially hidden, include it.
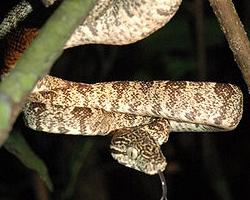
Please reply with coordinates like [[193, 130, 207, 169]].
[[209, 0, 250, 92], [0, 0, 95, 145]]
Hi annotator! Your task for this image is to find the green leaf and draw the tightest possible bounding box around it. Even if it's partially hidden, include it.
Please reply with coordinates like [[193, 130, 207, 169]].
[[4, 131, 53, 191]]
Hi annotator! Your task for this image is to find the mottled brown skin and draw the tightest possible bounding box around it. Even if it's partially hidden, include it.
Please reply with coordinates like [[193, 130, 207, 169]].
[[23, 75, 243, 175], [4, 27, 38, 71], [0, 0, 243, 175], [0, 27, 38, 75]]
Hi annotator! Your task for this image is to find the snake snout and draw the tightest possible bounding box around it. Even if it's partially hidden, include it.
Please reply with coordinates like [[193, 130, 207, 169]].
[[110, 127, 167, 175]]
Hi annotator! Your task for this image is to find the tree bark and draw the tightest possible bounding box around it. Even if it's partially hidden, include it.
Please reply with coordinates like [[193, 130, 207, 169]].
[[209, 0, 250, 92]]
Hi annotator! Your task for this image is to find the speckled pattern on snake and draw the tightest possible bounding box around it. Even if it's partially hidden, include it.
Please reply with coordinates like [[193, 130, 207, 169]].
[[0, 0, 243, 175]]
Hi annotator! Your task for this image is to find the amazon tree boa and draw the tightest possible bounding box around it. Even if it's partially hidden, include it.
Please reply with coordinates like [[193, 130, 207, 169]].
[[0, 0, 243, 196]]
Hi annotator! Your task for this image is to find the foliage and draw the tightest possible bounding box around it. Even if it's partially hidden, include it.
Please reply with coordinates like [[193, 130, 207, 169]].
[[4, 131, 53, 191]]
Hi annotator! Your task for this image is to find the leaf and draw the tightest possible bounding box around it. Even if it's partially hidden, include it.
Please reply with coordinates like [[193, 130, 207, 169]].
[[4, 131, 53, 191]]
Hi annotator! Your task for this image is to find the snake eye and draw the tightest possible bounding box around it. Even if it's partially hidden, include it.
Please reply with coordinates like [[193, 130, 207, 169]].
[[127, 147, 138, 160]]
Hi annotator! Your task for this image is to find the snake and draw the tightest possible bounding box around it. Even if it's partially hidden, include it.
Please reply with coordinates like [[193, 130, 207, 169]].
[[0, 0, 243, 177]]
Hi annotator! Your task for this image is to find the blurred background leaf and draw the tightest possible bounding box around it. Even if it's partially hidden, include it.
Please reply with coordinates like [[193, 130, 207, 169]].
[[4, 131, 53, 191]]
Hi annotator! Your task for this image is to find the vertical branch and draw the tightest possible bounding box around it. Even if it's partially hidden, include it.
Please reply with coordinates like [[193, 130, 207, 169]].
[[0, 0, 95, 145], [209, 0, 250, 92]]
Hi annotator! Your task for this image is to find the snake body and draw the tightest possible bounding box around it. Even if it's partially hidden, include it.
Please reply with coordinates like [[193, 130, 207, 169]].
[[65, 0, 182, 48], [23, 75, 243, 174], [1, 0, 243, 175]]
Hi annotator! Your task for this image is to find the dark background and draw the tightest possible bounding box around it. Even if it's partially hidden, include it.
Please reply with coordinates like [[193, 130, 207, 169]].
[[0, 0, 249, 200]]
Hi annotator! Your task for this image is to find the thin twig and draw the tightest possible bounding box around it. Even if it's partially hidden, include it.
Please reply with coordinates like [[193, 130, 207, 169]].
[[209, 0, 250, 92], [159, 171, 168, 200]]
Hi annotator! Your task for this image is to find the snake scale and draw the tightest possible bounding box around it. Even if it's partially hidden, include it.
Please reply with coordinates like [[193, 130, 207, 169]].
[[1, 0, 243, 176]]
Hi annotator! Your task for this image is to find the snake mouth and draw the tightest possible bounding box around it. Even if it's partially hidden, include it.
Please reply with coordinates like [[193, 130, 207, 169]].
[[110, 148, 166, 175], [110, 149, 124, 157]]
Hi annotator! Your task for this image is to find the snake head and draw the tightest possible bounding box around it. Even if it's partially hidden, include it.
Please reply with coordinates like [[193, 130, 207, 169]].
[[110, 127, 167, 175]]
